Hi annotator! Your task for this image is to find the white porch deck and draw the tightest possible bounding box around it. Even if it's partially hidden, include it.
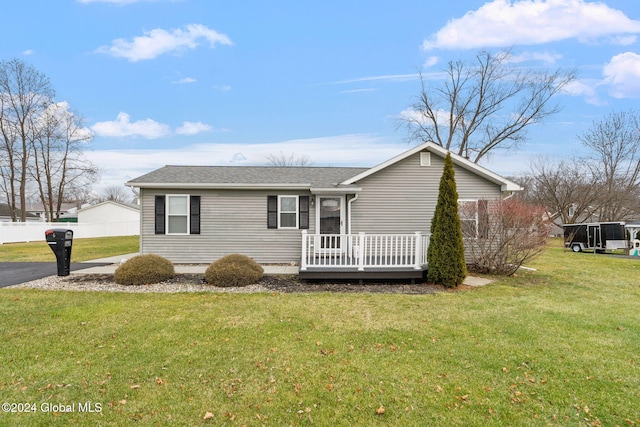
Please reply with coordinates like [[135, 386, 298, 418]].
[[300, 231, 429, 279]]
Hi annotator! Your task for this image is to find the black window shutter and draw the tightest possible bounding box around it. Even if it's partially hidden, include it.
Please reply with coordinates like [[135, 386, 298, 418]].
[[478, 200, 489, 239], [267, 196, 278, 229], [155, 195, 165, 235], [190, 196, 201, 235], [299, 196, 310, 229]]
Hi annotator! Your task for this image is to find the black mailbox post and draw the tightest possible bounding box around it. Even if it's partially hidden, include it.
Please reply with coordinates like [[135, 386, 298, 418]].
[[45, 229, 73, 276]]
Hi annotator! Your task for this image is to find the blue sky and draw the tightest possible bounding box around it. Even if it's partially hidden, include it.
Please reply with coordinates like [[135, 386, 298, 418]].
[[2, 0, 640, 190]]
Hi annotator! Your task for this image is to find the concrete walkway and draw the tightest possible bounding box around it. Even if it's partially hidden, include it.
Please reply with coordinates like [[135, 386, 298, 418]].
[[73, 253, 492, 286]]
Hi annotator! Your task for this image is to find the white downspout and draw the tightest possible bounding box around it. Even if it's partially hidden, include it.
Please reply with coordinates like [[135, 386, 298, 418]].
[[347, 193, 359, 234]]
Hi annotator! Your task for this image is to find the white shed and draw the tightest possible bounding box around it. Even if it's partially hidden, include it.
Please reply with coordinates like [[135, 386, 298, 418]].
[[78, 201, 140, 224]]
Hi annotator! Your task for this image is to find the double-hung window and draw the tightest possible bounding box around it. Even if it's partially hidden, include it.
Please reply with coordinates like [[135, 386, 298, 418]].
[[167, 195, 189, 234], [278, 195, 298, 229], [267, 195, 309, 230], [154, 195, 200, 235], [458, 199, 489, 239]]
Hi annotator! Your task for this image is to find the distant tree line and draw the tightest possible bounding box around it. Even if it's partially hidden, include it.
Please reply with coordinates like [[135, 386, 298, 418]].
[[0, 58, 98, 222], [518, 110, 640, 224]]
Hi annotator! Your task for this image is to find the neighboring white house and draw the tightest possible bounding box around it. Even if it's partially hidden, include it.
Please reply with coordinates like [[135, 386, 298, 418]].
[[77, 201, 140, 224]]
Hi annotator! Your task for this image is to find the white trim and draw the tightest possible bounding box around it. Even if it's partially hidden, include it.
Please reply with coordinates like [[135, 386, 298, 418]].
[[458, 199, 479, 239], [420, 152, 431, 166], [166, 194, 190, 235], [316, 195, 345, 235], [340, 141, 522, 192], [126, 182, 311, 190], [310, 186, 361, 194], [278, 195, 299, 229]]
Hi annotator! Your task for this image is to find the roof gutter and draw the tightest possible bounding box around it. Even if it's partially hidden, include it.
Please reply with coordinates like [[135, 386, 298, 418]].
[[310, 186, 362, 194], [124, 182, 313, 190]]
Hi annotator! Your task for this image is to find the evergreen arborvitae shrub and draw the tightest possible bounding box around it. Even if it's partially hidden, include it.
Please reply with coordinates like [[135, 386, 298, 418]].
[[427, 152, 467, 287], [204, 254, 264, 287], [114, 254, 175, 286]]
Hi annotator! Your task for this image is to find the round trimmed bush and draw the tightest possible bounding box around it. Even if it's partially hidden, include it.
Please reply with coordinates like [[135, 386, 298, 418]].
[[204, 254, 264, 287], [114, 254, 175, 286]]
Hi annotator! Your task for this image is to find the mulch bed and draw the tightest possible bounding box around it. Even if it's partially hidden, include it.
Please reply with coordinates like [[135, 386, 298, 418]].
[[66, 273, 472, 294]]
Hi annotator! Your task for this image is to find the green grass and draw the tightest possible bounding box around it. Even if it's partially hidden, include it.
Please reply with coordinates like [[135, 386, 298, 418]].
[[1, 240, 639, 426], [0, 235, 139, 262]]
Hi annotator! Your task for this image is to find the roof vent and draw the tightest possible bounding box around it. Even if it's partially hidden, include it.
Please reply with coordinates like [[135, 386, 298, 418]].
[[420, 152, 431, 166]]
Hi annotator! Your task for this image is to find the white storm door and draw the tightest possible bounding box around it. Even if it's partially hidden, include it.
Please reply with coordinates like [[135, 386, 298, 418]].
[[317, 196, 345, 250]]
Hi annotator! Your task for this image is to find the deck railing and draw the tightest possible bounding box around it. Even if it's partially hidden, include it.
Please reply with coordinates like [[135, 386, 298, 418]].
[[300, 231, 429, 271]]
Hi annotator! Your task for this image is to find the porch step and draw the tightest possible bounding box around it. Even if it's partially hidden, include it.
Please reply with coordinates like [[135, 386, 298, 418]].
[[299, 267, 427, 281]]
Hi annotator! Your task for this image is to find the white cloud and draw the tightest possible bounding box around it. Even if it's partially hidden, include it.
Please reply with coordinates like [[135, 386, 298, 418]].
[[561, 79, 604, 105], [22, 49, 35, 56], [398, 107, 452, 127], [327, 73, 420, 85], [423, 56, 439, 68], [91, 112, 172, 139], [95, 24, 232, 62], [340, 88, 378, 94], [505, 50, 562, 64], [422, 0, 640, 51], [86, 134, 403, 189], [41, 102, 94, 141], [603, 52, 640, 99], [173, 77, 196, 84], [176, 121, 213, 135]]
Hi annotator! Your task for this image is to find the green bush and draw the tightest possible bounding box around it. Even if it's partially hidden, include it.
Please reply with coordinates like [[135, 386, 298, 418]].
[[114, 254, 175, 286], [204, 254, 264, 287]]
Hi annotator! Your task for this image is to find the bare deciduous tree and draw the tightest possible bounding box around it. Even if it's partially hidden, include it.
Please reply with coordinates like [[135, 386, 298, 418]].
[[525, 110, 640, 224], [525, 157, 603, 224], [578, 110, 640, 221], [402, 50, 576, 163], [266, 152, 312, 167], [0, 58, 54, 221], [97, 185, 134, 204], [0, 59, 99, 221], [30, 102, 98, 221]]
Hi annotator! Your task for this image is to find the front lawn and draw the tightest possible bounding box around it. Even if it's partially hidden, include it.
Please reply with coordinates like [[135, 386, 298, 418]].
[[0, 235, 139, 262], [1, 240, 639, 426]]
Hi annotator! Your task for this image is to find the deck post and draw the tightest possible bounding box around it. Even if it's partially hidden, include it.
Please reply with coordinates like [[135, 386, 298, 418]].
[[300, 230, 308, 271], [414, 231, 422, 270], [358, 232, 366, 271]]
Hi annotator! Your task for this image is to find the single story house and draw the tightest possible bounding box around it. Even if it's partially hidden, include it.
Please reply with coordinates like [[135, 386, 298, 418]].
[[126, 141, 521, 279], [0, 203, 41, 222]]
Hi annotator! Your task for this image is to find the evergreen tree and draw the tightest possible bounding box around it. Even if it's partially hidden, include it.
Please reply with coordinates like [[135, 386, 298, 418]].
[[427, 153, 467, 287]]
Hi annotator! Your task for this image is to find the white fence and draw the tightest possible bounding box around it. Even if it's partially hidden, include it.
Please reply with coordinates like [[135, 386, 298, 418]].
[[0, 221, 139, 244]]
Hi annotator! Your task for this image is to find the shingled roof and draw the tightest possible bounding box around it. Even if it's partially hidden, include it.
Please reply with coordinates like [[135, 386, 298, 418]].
[[125, 142, 522, 192], [126, 165, 369, 189]]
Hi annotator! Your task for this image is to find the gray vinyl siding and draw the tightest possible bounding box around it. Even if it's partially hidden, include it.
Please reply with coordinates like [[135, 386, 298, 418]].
[[140, 188, 314, 264], [349, 150, 502, 235], [139, 150, 505, 264]]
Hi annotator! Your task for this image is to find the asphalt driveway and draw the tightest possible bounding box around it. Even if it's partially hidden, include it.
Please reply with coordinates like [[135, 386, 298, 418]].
[[0, 262, 109, 288]]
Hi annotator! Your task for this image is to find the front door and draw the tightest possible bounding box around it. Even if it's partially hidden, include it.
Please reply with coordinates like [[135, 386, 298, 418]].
[[317, 196, 345, 250]]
